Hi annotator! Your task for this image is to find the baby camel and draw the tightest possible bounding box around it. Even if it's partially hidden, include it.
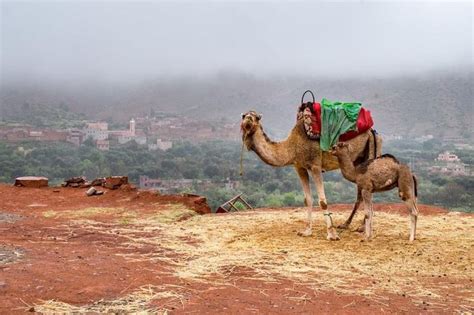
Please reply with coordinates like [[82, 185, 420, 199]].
[[331, 142, 419, 241]]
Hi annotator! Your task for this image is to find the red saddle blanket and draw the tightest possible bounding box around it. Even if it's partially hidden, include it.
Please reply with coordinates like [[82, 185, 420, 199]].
[[302, 102, 374, 141]]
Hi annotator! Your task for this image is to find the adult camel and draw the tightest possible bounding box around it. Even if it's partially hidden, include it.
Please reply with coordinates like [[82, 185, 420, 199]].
[[241, 110, 381, 240]]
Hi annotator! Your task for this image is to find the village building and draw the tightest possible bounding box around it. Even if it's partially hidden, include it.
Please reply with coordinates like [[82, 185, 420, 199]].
[[436, 151, 461, 162], [108, 118, 147, 145], [430, 151, 469, 176], [95, 139, 110, 151], [84, 121, 108, 141], [66, 129, 84, 146]]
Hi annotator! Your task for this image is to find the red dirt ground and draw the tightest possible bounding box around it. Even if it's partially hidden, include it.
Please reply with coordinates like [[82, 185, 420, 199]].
[[0, 184, 471, 314]]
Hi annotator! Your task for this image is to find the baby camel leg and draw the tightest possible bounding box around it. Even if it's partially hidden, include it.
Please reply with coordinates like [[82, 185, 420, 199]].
[[362, 189, 374, 240], [295, 167, 313, 237], [398, 166, 418, 241], [338, 187, 362, 229], [311, 168, 340, 241], [405, 199, 418, 242]]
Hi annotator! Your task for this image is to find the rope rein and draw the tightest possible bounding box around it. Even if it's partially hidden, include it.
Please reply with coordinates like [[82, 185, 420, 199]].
[[240, 133, 247, 176]]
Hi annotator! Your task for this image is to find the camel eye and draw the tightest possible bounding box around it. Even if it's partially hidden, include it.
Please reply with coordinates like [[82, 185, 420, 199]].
[[241, 113, 246, 119]]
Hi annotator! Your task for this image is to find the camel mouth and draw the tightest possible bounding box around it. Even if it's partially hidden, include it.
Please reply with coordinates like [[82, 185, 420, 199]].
[[241, 120, 253, 132]]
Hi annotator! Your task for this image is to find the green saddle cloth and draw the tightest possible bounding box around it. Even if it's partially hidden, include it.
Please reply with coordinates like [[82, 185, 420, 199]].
[[320, 98, 362, 151]]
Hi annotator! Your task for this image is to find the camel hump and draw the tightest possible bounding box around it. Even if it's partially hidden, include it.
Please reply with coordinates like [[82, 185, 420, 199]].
[[379, 154, 400, 164]]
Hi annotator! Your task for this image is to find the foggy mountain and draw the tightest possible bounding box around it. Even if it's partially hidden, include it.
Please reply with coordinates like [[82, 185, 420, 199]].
[[1, 70, 472, 139]]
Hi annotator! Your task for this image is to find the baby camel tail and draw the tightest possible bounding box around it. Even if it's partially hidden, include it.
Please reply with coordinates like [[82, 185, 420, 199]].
[[331, 142, 419, 242]]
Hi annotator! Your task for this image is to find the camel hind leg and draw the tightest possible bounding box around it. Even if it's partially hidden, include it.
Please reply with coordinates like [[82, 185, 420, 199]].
[[295, 166, 313, 237], [398, 166, 418, 242], [361, 189, 374, 240], [409, 201, 418, 242]]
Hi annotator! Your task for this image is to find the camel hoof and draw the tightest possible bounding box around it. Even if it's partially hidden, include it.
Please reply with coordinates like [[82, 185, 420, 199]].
[[327, 228, 340, 241], [356, 225, 365, 233], [297, 228, 313, 237], [337, 223, 349, 230]]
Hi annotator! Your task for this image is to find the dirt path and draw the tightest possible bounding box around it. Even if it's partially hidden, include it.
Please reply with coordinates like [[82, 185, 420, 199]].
[[0, 184, 472, 314]]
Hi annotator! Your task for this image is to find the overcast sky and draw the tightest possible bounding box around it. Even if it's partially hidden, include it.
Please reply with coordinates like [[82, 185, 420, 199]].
[[1, 1, 472, 82]]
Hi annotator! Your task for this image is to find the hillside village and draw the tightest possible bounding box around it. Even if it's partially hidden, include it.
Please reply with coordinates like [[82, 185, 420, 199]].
[[0, 114, 240, 151], [429, 151, 466, 175]]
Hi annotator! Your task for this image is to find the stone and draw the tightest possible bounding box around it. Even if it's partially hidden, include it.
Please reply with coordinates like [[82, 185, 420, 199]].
[[86, 187, 97, 196], [104, 176, 128, 190], [91, 178, 106, 186], [86, 187, 104, 196], [79, 182, 92, 188], [14, 176, 48, 188], [64, 176, 86, 184], [63, 176, 86, 188]]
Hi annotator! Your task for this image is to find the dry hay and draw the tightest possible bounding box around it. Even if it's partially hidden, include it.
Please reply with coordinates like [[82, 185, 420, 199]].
[[43, 207, 127, 219], [32, 284, 185, 314], [66, 206, 473, 308]]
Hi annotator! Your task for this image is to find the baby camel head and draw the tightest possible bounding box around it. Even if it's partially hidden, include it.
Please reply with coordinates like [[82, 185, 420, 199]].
[[241, 111, 262, 137], [330, 142, 351, 157]]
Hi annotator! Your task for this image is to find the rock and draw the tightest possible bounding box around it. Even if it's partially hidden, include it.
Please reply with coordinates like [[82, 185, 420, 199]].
[[86, 187, 104, 196], [14, 176, 48, 188], [86, 187, 97, 196], [79, 182, 92, 188], [104, 176, 128, 190], [63, 176, 86, 188], [65, 176, 86, 184], [91, 178, 106, 186]]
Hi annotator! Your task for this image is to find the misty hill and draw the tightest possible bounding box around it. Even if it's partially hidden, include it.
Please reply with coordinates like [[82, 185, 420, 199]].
[[1, 71, 472, 139]]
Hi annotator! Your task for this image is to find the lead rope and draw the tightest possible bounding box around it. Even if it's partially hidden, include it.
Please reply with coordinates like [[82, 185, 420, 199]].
[[240, 134, 247, 176], [324, 212, 334, 227]]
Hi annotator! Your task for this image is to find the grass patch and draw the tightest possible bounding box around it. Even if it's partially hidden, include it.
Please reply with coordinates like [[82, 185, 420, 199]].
[[143, 205, 198, 224], [43, 207, 127, 219], [42, 210, 57, 218], [33, 284, 185, 314]]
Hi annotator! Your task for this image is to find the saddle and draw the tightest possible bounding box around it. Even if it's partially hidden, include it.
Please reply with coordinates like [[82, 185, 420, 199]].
[[298, 90, 374, 146]]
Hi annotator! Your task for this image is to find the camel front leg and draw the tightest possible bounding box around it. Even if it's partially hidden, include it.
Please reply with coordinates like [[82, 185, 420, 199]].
[[295, 167, 313, 237], [311, 168, 340, 241]]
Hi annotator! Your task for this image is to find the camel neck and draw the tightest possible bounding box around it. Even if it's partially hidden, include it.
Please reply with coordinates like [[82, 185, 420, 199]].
[[247, 126, 293, 167], [336, 152, 357, 182]]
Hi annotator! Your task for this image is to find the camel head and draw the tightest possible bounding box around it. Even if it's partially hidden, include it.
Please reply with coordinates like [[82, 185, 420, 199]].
[[241, 111, 262, 138], [330, 142, 351, 157]]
